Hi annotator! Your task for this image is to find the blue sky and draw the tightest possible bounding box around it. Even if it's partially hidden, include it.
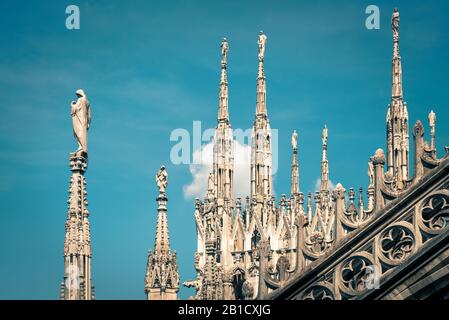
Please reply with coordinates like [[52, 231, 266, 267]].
[[0, 0, 448, 299]]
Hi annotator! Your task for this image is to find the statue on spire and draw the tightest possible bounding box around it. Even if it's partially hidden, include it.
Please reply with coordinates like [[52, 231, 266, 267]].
[[428, 110, 436, 128], [71, 89, 91, 153], [429, 110, 436, 154], [322, 125, 328, 146], [156, 165, 168, 194], [221, 38, 229, 65], [258, 31, 267, 61], [292, 130, 298, 150], [392, 8, 400, 41]]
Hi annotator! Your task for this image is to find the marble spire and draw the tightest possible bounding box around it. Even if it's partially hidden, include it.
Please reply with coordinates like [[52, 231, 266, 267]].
[[61, 89, 94, 300], [251, 31, 273, 199], [391, 8, 402, 99], [256, 31, 268, 117], [213, 37, 234, 202], [291, 130, 300, 196], [154, 166, 170, 255], [386, 8, 410, 189], [145, 166, 180, 300], [218, 38, 230, 123], [320, 125, 329, 192]]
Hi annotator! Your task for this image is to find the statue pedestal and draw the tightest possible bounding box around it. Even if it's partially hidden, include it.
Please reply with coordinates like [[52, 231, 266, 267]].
[[69, 151, 88, 172], [156, 193, 167, 210]]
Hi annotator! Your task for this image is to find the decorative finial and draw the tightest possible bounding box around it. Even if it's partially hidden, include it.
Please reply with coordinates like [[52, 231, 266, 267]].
[[373, 148, 386, 165], [392, 8, 400, 41], [71, 89, 91, 153], [221, 37, 229, 65], [291, 130, 298, 150], [428, 110, 436, 154], [322, 125, 328, 146], [156, 165, 168, 194], [258, 31, 267, 61]]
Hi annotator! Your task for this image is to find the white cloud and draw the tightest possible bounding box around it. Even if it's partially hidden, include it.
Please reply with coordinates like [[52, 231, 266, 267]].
[[183, 142, 213, 199], [314, 177, 336, 192], [233, 142, 252, 199], [183, 141, 251, 199]]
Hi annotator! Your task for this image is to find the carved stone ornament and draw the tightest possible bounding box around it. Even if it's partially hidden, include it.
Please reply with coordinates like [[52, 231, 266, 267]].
[[299, 283, 335, 300], [377, 222, 417, 266], [417, 190, 449, 235], [337, 253, 377, 296]]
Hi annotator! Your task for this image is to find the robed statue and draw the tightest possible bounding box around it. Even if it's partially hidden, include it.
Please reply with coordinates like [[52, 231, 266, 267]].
[[156, 165, 168, 194], [71, 89, 91, 153], [392, 8, 400, 39], [428, 110, 436, 128], [291, 130, 298, 150], [207, 172, 215, 199], [368, 159, 374, 186], [221, 38, 229, 64], [258, 31, 267, 61], [322, 125, 328, 146]]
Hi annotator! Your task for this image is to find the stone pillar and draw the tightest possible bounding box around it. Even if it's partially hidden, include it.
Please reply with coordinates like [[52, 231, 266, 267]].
[[294, 214, 307, 274], [333, 183, 346, 242], [61, 151, 93, 300], [413, 121, 425, 180], [256, 240, 271, 299], [372, 149, 386, 211], [222, 271, 235, 300]]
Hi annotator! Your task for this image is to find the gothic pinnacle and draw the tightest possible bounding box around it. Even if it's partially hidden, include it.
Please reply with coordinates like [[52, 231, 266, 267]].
[[145, 166, 179, 300], [291, 130, 299, 195], [154, 166, 170, 255], [256, 31, 268, 116], [386, 8, 409, 188], [320, 125, 329, 192], [62, 89, 93, 300], [218, 37, 229, 123], [391, 8, 402, 99]]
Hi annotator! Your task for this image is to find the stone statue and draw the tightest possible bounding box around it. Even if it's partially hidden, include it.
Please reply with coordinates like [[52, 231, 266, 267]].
[[183, 278, 201, 292], [276, 253, 290, 283], [221, 38, 228, 64], [292, 130, 298, 150], [206, 215, 214, 239], [428, 110, 436, 128], [71, 89, 91, 153], [258, 31, 267, 61], [392, 8, 400, 39], [156, 165, 168, 194], [207, 173, 214, 198], [368, 159, 374, 186], [204, 201, 217, 240], [183, 270, 204, 300], [322, 125, 328, 146]]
